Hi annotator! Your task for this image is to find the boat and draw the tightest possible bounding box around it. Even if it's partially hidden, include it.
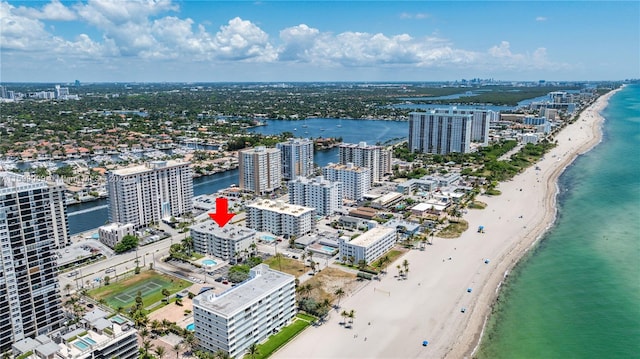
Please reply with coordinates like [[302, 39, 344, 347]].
[[294, 128, 297, 131]]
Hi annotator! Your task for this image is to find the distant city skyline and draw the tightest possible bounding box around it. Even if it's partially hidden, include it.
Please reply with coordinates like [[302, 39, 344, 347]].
[[1, 1, 638, 82]]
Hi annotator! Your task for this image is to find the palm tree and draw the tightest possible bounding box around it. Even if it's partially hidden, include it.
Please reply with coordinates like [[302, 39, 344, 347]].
[[402, 259, 409, 277], [172, 343, 181, 359], [309, 260, 316, 273], [64, 283, 72, 296], [396, 264, 402, 277], [334, 288, 345, 308], [247, 342, 259, 359], [184, 333, 199, 354], [348, 309, 355, 326], [341, 310, 349, 325], [214, 350, 231, 359], [154, 346, 166, 359], [357, 259, 367, 270], [142, 340, 153, 358]]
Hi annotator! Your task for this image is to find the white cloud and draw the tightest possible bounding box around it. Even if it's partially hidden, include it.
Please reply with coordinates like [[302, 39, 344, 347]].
[[13, 0, 76, 21], [212, 17, 276, 61], [536, 16, 547, 22]]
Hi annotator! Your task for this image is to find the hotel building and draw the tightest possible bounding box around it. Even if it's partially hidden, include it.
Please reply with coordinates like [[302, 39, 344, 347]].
[[246, 200, 315, 238], [339, 142, 391, 183], [288, 176, 342, 216], [190, 222, 256, 260], [338, 226, 397, 264], [193, 264, 296, 358], [238, 147, 282, 195], [0, 172, 67, 354], [106, 160, 193, 228], [409, 111, 473, 154], [322, 163, 371, 201], [276, 138, 314, 180]]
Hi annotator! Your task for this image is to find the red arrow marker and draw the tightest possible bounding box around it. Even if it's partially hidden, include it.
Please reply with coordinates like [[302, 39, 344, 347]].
[[208, 197, 235, 227]]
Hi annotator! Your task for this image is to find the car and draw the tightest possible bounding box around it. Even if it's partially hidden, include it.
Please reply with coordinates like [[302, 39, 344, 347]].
[[222, 281, 229, 285], [292, 255, 299, 259], [86, 303, 94, 308], [215, 277, 224, 282]]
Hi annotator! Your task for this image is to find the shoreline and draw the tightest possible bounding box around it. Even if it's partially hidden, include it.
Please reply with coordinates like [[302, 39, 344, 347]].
[[447, 87, 623, 358], [273, 88, 622, 359]]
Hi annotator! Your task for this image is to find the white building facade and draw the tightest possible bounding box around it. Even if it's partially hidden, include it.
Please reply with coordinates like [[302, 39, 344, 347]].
[[409, 111, 473, 154], [238, 147, 282, 195], [0, 172, 66, 354], [288, 176, 342, 216], [338, 142, 391, 183], [276, 138, 314, 180], [190, 222, 256, 260], [246, 200, 315, 238], [193, 264, 296, 358], [322, 163, 371, 201], [98, 223, 136, 249], [106, 160, 193, 228], [338, 226, 397, 264]]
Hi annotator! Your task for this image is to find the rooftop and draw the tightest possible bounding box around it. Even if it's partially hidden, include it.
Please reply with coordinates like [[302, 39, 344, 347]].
[[190, 222, 256, 241], [348, 226, 396, 247], [248, 199, 314, 217], [324, 162, 369, 173], [194, 264, 294, 317], [109, 160, 189, 176]]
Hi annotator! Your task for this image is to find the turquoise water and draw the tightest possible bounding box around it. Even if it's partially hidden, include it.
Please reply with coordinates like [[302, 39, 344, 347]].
[[261, 234, 276, 242], [73, 340, 89, 350], [203, 259, 217, 266], [81, 336, 97, 345], [186, 323, 195, 331], [478, 85, 640, 358], [111, 315, 126, 324], [321, 245, 337, 253]]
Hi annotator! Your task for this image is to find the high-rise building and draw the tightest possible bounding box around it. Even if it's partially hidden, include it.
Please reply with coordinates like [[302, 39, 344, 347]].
[[422, 107, 497, 145], [0, 172, 67, 354], [338, 142, 391, 183], [288, 176, 342, 216], [322, 163, 371, 201], [238, 147, 282, 195], [106, 160, 193, 228], [408, 111, 473, 154], [276, 138, 314, 180], [246, 199, 315, 238], [193, 264, 296, 358]]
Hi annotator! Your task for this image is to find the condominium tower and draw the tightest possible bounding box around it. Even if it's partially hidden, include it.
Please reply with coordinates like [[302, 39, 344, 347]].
[[322, 163, 371, 201], [246, 199, 315, 238], [238, 147, 282, 195], [276, 138, 314, 180], [193, 264, 296, 358], [288, 176, 342, 216], [408, 111, 473, 154], [338, 142, 391, 183], [0, 172, 67, 354], [190, 222, 256, 260], [106, 160, 193, 228]]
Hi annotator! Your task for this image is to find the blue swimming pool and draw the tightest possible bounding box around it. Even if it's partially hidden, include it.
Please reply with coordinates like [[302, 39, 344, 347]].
[[111, 315, 126, 324], [322, 246, 336, 252], [73, 340, 89, 350], [186, 323, 195, 331], [261, 235, 276, 242], [81, 336, 97, 345], [203, 259, 217, 266], [91, 233, 99, 239]]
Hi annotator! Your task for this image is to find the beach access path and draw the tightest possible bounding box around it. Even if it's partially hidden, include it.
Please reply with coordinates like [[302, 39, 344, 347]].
[[273, 89, 620, 359]]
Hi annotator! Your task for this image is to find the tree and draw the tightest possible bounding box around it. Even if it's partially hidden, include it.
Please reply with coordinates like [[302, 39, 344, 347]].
[[341, 310, 349, 325], [184, 333, 199, 354], [64, 283, 73, 296], [162, 288, 171, 301], [173, 343, 182, 359], [247, 343, 259, 359], [154, 346, 166, 359], [103, 275, 110, 286], [142, 340, 153, 358], [402, 259, 410, 278], [357, 259, 367, 270], [348, 309, 355, 326], [334, 288, 345, 308], [113, 234, 139, 253]]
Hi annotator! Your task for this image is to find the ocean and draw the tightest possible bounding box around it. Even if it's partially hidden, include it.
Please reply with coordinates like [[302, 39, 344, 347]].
[[477, 84, 640, 358]]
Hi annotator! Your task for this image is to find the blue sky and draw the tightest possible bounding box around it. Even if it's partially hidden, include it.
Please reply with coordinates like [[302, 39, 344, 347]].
[[1, 1, 638, 82]]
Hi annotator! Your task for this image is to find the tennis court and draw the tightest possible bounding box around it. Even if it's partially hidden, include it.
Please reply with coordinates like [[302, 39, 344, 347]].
[[110, 278, 166, 306]]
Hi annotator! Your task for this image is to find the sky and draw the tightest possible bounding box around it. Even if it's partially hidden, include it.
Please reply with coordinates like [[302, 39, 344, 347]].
[[1, 0, 638, 83]]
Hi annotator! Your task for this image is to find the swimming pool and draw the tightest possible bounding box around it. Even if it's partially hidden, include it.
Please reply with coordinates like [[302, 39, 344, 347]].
[[203, 259, 217, 266], [261, 235, 276, 242], [186, 323, 195, 331], [73, 340, 89, 350], [81, 336, 97, 345], [91, 233, 99, 239], [322, 246, 337, 253], [111, 315, 126, 324]]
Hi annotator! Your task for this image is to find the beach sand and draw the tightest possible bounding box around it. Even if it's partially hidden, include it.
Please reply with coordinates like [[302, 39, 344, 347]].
[[273, 89, 621, 359]]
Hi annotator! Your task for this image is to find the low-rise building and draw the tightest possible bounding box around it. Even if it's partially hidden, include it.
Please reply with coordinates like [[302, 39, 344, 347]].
[[12, 309, 138, 359], [246, 200, 315, 238], [338, 226, 397, 264], [190, 222, 256, 260], [193, 264, 296, 358], [98, 222, 135, 249]]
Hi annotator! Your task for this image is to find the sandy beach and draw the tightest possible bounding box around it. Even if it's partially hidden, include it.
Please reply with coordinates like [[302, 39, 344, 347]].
[[273, 89, 621, 359]]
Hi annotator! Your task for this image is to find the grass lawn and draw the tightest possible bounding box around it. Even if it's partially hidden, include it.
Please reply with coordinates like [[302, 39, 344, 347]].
[[372, 249, 405, 270], [246, 316, 311, 359], [436, 219, 469, 238], [88, 270, 191, 311], [264, 256, 306, 277]]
